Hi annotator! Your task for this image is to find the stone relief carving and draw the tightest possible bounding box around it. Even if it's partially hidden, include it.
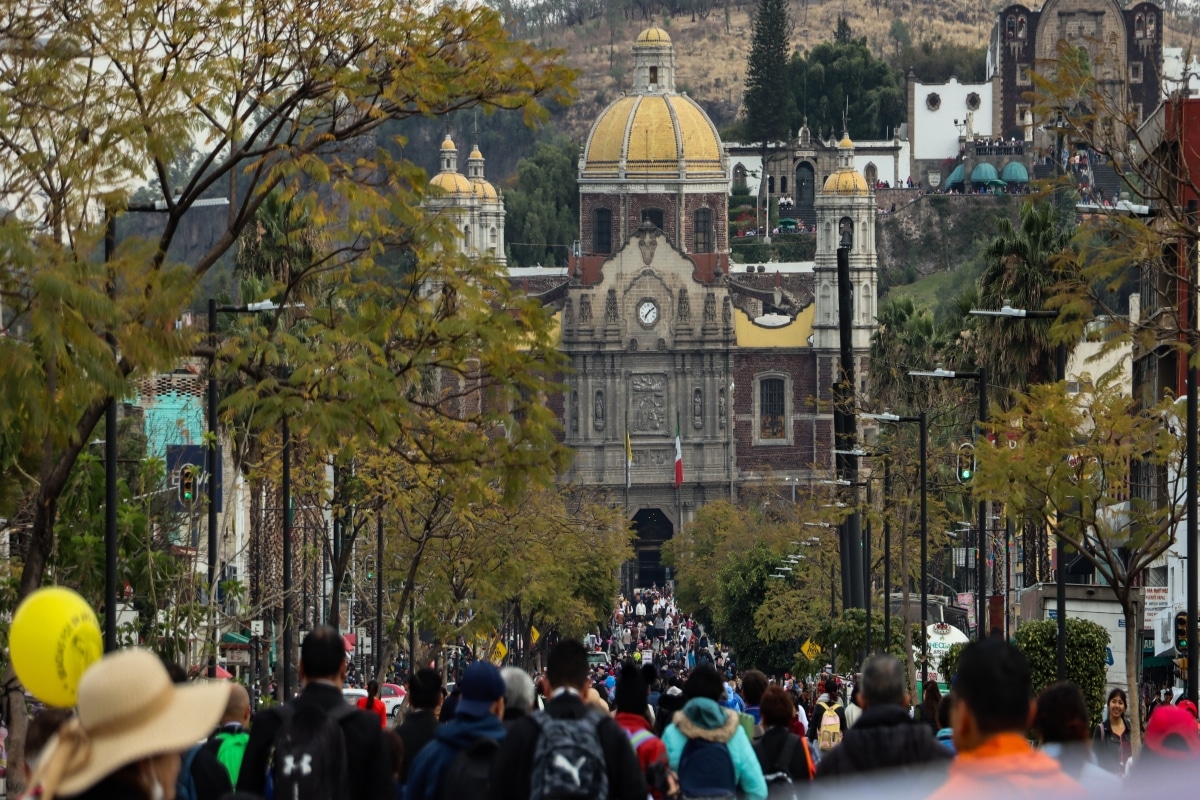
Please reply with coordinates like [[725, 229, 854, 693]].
[[594, 390, 605, 431], [638, 228, 658, 265], [632, 450, 670, 467], [630, 374, 667, 432], [580, 295, 593, 322], [605, 288, 618, 321], [722, 296, 732, 326], [571, 391, 579, 433], [703, 294, 716, 323], [718, 388, 727, 428], [678, 289, 691, 322], [563, 298, 574, 327], [693, 388, 703, 429]]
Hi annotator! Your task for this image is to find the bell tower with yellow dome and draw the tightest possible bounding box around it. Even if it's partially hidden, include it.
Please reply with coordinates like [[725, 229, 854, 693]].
[[813, 133, 877, 354], [425, 134, 506, 265], [576, 27, 728, 284]]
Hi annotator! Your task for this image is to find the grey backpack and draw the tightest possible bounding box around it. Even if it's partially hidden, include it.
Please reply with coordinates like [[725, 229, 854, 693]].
[[528, 709, 609, 800]]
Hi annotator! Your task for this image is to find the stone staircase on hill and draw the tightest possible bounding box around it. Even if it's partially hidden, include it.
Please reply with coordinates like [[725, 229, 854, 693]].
[[1090, 163, 1126, 203]]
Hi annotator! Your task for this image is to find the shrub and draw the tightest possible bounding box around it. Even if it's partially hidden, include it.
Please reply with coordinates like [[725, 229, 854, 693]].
[[1014, 617, 1110, 727]]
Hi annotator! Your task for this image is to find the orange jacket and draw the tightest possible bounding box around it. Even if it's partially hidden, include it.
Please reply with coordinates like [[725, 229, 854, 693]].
[[928, 733, 1084, 800]]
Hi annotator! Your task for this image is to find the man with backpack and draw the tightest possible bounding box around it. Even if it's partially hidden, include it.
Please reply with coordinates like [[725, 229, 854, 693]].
[[237, 625, 394, 800], [406, 660, 508, 800], [661, 665, 767, 800], [807, 680, 847, 752], [489, 639, 647, 800], [201, 682, 252, 786]]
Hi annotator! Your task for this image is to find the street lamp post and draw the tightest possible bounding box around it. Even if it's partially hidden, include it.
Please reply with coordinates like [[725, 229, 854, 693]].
[[863, 412, 928, 687], [883, 458, 892, 654], [908, 366, 989, 639], [971, 303, 1067, 678]]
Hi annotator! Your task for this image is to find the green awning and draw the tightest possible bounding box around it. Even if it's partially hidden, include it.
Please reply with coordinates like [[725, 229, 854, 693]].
[[971, 162, 999, 183], [1143, 655, 1175, 668], [946, 164, 965, 185], [221, 632, 250, 645], [1000, 161, 1030, 183]]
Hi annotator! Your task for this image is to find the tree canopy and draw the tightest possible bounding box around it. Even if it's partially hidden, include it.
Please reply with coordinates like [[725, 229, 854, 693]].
[[787, 35, 905, 140], [743, 0, 796, 146]]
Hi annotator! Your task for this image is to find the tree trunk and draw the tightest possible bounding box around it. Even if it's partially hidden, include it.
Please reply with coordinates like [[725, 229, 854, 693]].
[[1123, 599, 1143, 753], [374, 534, 429, 685]]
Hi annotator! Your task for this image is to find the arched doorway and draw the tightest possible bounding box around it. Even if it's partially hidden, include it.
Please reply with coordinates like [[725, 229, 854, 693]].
[[630, 508, 674, 593], [795, 162, 816, 224]]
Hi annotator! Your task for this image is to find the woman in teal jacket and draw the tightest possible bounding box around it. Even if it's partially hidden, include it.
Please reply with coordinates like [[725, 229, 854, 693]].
[[662, 666, 767, 800]]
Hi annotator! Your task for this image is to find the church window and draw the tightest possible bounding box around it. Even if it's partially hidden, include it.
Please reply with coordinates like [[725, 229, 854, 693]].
[[694, 208, 713, 253], [1135, 13, 1144, 38], [781, 176, 788, 194], [650, 66, 659, 84], [1006, 15, 1016, 39], [734, 164, 748, 190], [768, 175, 775, 194], [1017, 16, 1026, 39], [1017, 64, 1031, 86], [594, 208, 612, 254], [1131, 62, 1143, 83], [864, 163, 878, 185], [759, 377, 786, 440], [642, 207, 665, 231], [1147, 14, 1156, 37]]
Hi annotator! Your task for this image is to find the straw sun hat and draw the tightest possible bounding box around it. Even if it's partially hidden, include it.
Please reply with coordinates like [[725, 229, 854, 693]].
[[29, 648, 231, 799]]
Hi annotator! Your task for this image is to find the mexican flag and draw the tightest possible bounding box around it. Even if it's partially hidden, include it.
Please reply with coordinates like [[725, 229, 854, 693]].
[[674, 417, 683, 488]]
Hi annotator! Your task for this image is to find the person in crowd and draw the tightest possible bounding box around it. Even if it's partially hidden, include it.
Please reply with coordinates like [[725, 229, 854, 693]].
[[489, 639, 647, 800], [614, 660, 671, 799], [661, 664, 767, 800], [1128, 704, 1200, 779], [162, 661, 230, 800], [358, 680, 389, 728], [20, 708, 74, 786], [740, 671, 768, 729], [1092, 687, 1133, 774], [396, 668, 443, 783], [1034, 681, 1120, 793], [405, 661, 507, 800], [655, 684, 686, 738], [500, 667, 536, 728], [439, 683, 461, 721], [935, 693, 955, 754], [752, 686, 813, 782], [917, 682, 942, 734], [844, 684, 863, 730], [239, 625, 394, 799], [807, 679, 847, 746], [24, 649, 229, 800], [815, 654, 951, 778], [383, 731, 405, 800], [929, 638, 1080, 799], [199, 682, 252, 787]]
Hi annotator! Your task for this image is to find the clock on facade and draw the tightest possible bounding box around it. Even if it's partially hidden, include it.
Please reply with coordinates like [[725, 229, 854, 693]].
[[637, 300, 659, 326]]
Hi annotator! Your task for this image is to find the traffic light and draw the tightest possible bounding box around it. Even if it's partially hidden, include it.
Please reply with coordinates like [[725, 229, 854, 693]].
[[1176, 611, 1189, 651], [957, 443, 975, 483], [178, 465, 198, 505]]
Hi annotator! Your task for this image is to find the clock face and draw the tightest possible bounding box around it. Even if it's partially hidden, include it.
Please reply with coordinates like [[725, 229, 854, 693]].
[[638, 300, 659, 326]]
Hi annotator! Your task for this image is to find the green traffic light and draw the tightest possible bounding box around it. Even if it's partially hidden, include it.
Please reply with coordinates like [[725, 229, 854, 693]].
[[961, 469, 972, 480]]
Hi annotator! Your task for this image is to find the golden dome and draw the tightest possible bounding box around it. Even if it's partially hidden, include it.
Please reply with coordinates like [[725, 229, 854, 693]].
[[440, 136, 456, 151], [581, 94, 724, 179], [430, 171, 472, 195], [472, 179, 498, 200], [635, 27, 671, 46], [469, 146, 484, 160], [838, 134, 854, 149], [823, 170, 870, 195]]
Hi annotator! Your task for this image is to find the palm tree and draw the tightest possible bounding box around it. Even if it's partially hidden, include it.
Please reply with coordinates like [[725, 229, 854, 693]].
[[975, 200, 1076, 392]]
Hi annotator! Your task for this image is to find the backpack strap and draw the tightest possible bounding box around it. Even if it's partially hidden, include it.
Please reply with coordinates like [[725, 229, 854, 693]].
[[776, 734, 799, 776]]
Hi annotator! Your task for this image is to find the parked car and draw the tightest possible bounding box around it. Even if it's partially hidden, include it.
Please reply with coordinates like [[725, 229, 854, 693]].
[[587, 651, 610, 668], [380, 682, 407, 717], [342, 687, 367, 706]]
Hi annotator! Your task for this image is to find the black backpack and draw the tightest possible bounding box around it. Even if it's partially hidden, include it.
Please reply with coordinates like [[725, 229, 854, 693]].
[[677, 737, 736, 800], [270, 702, 355, 800], [438, 737, 499, 800]]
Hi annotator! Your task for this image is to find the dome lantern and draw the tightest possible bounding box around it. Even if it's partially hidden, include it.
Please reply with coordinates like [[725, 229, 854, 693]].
[[440, 135, 458, 175], [632, 27, 675, 94]]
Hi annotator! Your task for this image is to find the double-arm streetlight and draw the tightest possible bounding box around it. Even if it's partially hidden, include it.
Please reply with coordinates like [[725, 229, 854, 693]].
[[908, 366, 989, 640], [863, 411, 929, 688], [971, 303, 1067, 680]]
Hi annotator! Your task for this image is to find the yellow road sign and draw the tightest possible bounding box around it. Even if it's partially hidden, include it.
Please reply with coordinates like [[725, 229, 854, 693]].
[[801, 638, 821, 660]]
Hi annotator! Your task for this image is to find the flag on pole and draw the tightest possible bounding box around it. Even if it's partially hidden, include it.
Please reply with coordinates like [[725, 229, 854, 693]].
[[674, 416, 683, 488], [625, 429, 633, 489]]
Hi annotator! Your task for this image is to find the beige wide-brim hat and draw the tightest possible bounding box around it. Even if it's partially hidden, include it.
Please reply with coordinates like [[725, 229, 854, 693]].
[[29, 648, 231, 799]]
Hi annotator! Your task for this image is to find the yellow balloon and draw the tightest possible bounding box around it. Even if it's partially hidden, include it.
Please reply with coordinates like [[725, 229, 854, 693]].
[[11, 587, 102, 707]]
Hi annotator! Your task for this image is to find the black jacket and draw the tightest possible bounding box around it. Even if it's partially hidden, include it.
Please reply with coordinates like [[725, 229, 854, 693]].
[[807, 699, 848, 741], [488, 692, 648, 800], [814, 705, 953, 778], [755, 725, 812, 780], [237, 681, 395, 800], [188, 732, 234, 800], [396, 708, 441, 782]]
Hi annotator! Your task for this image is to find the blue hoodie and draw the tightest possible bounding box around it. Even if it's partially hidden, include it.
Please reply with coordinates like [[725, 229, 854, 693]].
[[663, 697, 767, 800], [404, 712, 506, 800]]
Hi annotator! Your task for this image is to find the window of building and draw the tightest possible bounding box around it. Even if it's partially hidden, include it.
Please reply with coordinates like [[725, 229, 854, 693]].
[[864, 163, 877, 185], [1135, 13, 1144, 38], [650, 66, 659, 84], [1131, 61, 1143, 83], [768, 175, 775, 194], [641, 207, 664, 231], [694, 208, 713, 253], [759, 378, 785, 440], [1006, 15, 1016, 39], [1148, 13, 1156, 37], [781, 176, 788, 194], [1017, 15, 1026, 38], [594, 208, 612, 254], [1017, 64, 1031, 86]]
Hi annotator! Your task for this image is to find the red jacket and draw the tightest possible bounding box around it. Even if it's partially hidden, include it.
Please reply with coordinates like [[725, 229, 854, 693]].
[[616, 711, 669, 798], [356, 696, 388, 728]]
